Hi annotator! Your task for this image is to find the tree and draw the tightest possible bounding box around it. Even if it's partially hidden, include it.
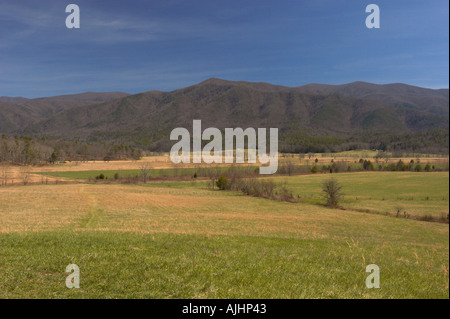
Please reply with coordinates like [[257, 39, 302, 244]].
[[139, 162, 151, 183], [1, 164, 8, 186], [322, 178, 343, 208], [50, 146, 61, 164], [285, 161, 295, 176], [396, 160, 406, 171]]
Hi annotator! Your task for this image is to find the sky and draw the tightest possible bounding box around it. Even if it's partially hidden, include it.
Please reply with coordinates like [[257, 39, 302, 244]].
[[0, 0, 448, 98]]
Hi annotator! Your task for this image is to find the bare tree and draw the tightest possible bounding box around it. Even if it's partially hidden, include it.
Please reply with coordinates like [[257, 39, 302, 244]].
[[286, 161, 295, 176], [20, 166, 29, 186], [139, 162, 151, 183], [206, 166, 221, 189], [0, 164, 8, 186], [22, 173, 29, 186]]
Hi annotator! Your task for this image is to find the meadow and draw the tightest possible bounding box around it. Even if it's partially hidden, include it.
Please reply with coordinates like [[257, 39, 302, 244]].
[[268, 172, 449, 220], [0, 170, 449, 298], [34, 166, 255, 180]]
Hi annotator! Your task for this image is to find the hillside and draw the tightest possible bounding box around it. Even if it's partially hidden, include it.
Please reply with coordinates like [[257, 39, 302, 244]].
[[0, 92, 129, 132], [0, 79, 448, 153], [297, 81, 449, 115]]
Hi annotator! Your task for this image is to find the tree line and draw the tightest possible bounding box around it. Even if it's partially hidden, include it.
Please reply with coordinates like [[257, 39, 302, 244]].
[[0, 135, 142, 165], [279, 129, 449, 154]]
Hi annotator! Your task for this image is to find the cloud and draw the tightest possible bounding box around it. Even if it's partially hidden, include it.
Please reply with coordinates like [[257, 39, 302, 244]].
[[0, 1, 268, 47], [0, 2, 56, 28]]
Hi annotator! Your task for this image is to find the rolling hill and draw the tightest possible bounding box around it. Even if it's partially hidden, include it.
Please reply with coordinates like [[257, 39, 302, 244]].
[[0, 92, 129, 132], [0, 79, 448, 152], [297, 81, 449, 116]]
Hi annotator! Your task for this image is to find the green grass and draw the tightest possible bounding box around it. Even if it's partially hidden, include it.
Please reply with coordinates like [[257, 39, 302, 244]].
[[268, 172, 449, 219], [36, 161, 449, 181], [36, 168, 190, 180], [0, 172, 448, 298], [0, 231, 448, 299], [36, 166, 259, 180], [37, 168, 449, 219]]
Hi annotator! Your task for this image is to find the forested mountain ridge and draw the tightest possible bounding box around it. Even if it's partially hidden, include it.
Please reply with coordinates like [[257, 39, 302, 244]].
[[0, 79, 448, 154]]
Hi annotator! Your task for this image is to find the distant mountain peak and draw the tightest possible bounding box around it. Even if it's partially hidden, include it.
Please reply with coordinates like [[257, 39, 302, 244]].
[[200, 78, 231, 85]]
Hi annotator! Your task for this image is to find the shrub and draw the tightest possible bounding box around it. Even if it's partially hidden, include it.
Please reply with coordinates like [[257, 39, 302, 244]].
[[96, 173, 105, 180], [114, 173, 120, 180], [216, 175, 229, 190], [439, 213, 449, 223], [363, 160, 374, 171], [262, 180, 276, 198], [275, 182, 294, 202], [322, 178, 343, 207], [311, 166, 318, 173], [418, 214, 434, 222], [224, 177, 295, 202], [387, 163, 396, 171]]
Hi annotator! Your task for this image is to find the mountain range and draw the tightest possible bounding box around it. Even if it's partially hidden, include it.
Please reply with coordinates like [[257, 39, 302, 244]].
[[0, 79, 448, 152]]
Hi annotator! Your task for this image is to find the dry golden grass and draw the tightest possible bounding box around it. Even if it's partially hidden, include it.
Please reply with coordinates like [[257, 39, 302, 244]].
[[27, 156, 177, 172], [0, 180, 448, 299], [1, 152, 447, 186], [24, 154, 260, 174], [0, 183, 448, 249], [1, 166, 62, 186], [0, 183, 322, 237]]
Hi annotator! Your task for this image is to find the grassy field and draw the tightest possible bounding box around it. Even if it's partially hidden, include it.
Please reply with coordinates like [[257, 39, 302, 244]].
[[37, 169, 449, 219], [35, 166, 257, 180], [0, 175, 448, 298], [268, 172, 449, 219], [33, 161, 450, 181]]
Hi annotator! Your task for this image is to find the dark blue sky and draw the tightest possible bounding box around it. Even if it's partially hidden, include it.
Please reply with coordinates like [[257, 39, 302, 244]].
[[1, 0, 448, 97]]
